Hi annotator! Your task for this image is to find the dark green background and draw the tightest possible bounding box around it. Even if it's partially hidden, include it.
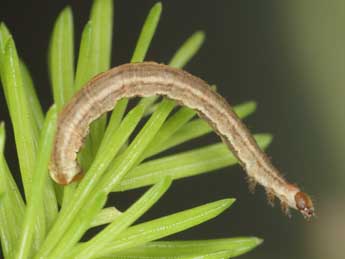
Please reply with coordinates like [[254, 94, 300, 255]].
[[1, 1, 344, 258]]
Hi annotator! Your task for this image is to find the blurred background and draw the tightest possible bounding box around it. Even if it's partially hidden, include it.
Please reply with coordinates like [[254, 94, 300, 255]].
[[0, 1, 344, 258]]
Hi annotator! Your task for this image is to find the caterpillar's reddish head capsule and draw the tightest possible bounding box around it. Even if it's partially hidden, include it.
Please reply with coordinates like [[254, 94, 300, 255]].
[[295, 191, 315, 219]]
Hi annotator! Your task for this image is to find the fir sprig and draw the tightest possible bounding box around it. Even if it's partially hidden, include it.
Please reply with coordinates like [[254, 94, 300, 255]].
[[0, 1, 271, 258]]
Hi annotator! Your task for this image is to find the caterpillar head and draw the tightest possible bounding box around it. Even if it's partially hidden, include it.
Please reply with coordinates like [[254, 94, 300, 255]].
[[295, 191, 315, 220]]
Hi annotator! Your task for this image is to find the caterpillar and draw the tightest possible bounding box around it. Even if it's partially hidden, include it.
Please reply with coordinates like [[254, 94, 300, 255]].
[[49, 62, 314, 219]]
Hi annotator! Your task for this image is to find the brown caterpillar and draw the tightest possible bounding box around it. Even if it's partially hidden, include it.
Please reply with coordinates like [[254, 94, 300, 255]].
[[49, 62, 314, 219]]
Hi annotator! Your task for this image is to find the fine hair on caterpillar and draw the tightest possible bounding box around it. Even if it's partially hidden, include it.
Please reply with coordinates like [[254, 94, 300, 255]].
[[49, 62, 315, 219]]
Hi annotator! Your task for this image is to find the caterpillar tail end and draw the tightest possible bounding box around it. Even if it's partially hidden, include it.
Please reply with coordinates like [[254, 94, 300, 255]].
[[49, 164, 83, 185]]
